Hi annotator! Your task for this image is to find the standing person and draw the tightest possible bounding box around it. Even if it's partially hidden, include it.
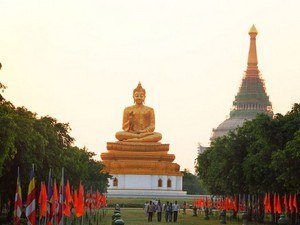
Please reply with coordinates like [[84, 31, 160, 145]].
[[156, 200, 163, 222], [147, 201, 155, 222], [164, 201, 170, 222], [173, 200, 180, 222], [182, 201, 187, 215], [144, 201, 149, 218], [169, 202, 173, 222]]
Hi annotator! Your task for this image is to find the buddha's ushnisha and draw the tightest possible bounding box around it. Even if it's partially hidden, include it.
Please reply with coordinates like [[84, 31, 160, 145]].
[[115, 82, 162, 142]]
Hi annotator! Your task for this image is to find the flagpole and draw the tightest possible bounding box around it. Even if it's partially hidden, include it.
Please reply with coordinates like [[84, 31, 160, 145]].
[[61, 167, 64, 225], [45, 169, 51, 225]]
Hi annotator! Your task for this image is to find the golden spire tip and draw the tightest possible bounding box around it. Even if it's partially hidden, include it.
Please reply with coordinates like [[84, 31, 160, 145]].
[[249, 24, 258, 34]]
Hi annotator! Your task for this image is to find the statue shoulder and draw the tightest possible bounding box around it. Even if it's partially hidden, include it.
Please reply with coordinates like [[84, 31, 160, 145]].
[[124, 105, 135, 112], [144, 106, 154, 112]]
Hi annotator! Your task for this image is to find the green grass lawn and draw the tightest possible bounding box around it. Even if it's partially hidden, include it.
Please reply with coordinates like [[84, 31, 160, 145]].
[[96, 208, 243, 225]]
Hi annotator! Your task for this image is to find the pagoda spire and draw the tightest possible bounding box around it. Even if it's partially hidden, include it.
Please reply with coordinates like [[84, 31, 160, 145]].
[[247, 25, 259, 76]]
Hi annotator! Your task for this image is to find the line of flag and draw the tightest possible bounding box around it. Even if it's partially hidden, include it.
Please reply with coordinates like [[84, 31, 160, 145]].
[[193, 193, 298, 214], [12, 166, 107, 225]]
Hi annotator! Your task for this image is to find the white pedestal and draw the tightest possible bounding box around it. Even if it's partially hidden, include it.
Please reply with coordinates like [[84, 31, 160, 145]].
[[107, 174, 187, 197]]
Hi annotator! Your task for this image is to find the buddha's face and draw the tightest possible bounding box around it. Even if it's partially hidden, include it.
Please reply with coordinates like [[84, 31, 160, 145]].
[[133, 91, 145, 105]]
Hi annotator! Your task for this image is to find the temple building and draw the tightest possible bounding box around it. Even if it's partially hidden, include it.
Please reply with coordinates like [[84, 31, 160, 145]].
[[101, 83, 186, 196], [211, 25, 273, 141]]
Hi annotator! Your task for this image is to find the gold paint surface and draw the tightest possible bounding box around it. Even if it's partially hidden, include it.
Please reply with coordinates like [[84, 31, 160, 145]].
[[101, 83, 182, 176], [115, 82, 162, 142]]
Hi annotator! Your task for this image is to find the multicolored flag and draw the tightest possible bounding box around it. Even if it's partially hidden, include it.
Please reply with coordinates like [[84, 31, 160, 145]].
[[26, 165, 36, 225], [13, 167, 23, 225]]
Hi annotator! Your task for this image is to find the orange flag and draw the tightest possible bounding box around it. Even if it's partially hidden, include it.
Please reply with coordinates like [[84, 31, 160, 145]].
[[38, 182, 48, 219], [293, 194, 298, 213], [64, 180, 72, 217], [52, 180, 58, 216], [276, 194, 282, 214], [76, 182, 84, 218]]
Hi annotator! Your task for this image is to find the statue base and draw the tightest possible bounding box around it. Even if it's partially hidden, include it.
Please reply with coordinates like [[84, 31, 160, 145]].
[[107, 174, 186, 197], [101, 141, 185, 196]]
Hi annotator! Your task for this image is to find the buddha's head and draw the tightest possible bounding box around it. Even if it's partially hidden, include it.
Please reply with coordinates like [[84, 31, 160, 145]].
[[133, 82, 146, 105]]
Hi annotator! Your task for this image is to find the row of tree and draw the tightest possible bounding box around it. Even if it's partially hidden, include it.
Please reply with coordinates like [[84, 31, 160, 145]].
[[196, 103, 300, 195], [0, 88, 110, 219]]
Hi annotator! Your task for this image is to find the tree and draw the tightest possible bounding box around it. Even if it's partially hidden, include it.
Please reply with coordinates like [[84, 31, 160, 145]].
[[196, 103, 300, 195], [0, 96, 110, 221], [182, 169, 208, 194]]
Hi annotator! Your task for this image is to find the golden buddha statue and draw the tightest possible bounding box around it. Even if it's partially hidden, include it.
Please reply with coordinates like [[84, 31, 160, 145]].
[[115, 83, 162, 142]]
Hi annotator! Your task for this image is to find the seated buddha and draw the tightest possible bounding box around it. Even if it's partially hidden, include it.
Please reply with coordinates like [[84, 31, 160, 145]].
[[115, 82, 162, 142]]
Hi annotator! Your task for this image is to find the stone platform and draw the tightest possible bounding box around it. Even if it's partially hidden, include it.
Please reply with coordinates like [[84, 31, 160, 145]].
[[101, 142, 185, 196], [101, 142, 182, 176]]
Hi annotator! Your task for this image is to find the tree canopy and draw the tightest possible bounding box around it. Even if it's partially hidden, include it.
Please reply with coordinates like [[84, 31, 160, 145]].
[[196, 103, 300, 195], [182, 169, 208, 195], [0, 95, 110, 210]]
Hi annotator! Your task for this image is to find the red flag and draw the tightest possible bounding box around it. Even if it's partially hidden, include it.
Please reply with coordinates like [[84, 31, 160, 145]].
[[13, 169, 22, 225], [293, 194, 298, 213], [56, 179, 64, 225], [95, 191, 100, 209], [276, 194, 282, 214], [38, 182, 48, 219], [264, 193, 268, 213], [64, 180, 72, 217], [267, 193, 271, 213], [26, 166, 36, 225], [289, 194, 294, 213], [76, 183, 84, 217]]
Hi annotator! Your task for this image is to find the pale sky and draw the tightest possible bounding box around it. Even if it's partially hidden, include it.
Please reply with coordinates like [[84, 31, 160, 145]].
[[1, 0, 299, 173]]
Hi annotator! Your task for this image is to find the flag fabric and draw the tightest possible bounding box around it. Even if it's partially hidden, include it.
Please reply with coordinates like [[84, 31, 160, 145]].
[[13, 168, 23, 225], [289, 194, 293, 213], [276, 194, 282, 214], [38, 182, 47, 219], [76, 182, 84, 217], [264, 193, 268, 213], [293, 194, 298, 213], [46, 175, 53, 225], [56, 180, 63, 225], [64, 180, 72, 217], [26, 166, 36, 225], [267, 193, 271, 213]]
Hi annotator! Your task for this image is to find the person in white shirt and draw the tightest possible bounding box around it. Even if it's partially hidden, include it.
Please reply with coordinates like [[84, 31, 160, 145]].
[[172, 201, 180, 222]]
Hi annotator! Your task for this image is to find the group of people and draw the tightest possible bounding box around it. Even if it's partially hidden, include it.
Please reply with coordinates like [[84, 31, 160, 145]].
[[144, 199, 183, 222]]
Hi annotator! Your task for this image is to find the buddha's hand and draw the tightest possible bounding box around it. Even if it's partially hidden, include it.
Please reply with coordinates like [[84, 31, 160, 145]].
[[128, 111, 134, 122]]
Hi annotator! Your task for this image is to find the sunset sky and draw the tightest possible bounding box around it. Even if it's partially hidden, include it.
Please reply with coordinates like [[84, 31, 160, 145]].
[[1, 0, 299, 172]]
